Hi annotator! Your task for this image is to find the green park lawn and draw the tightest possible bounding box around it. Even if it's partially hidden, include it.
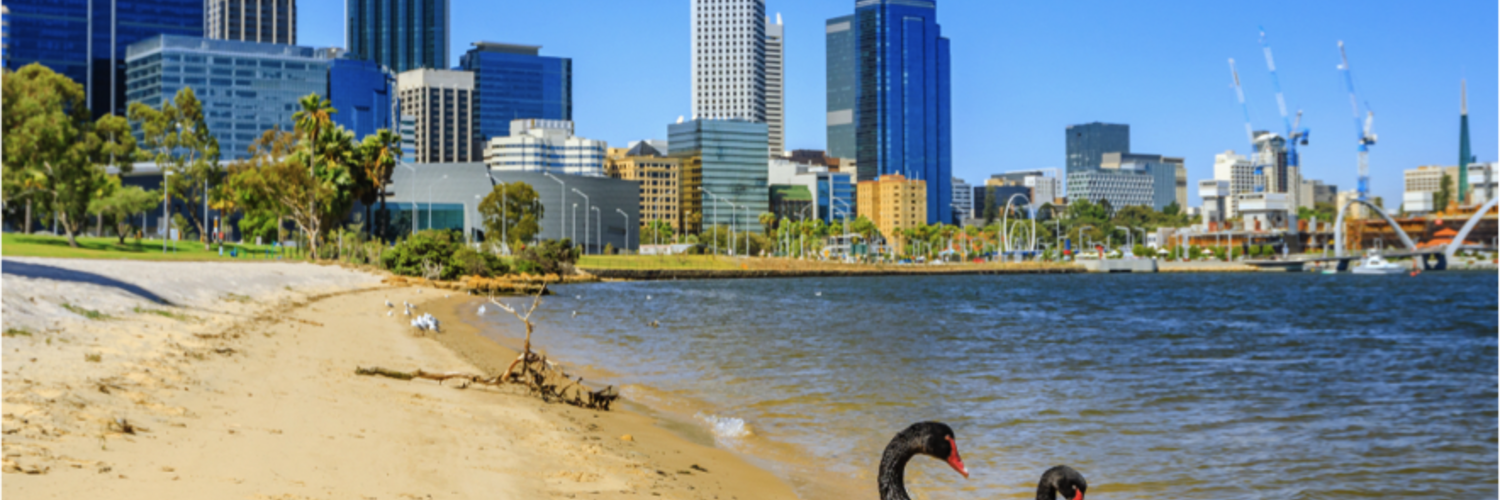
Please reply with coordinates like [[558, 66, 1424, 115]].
[[2, 233, 285, 262]]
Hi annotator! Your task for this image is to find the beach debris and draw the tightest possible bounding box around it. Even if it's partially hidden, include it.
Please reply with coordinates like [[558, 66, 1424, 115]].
[[574, 295, 582, 300], [690, 464, 708, 473], [620, 434, 634, 442], [648, 321, 660, 328]]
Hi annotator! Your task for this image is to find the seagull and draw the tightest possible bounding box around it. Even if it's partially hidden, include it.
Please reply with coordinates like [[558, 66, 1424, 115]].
[[575, 295, 582, 300], [647, 295, 652, 300], [387, 311, 393, 317], [404, 309, 411, 316], [815, 291, 823, 297], [571, 311, 579, 318], [477, 305, 487, 315], [385, 299, 394, 308]]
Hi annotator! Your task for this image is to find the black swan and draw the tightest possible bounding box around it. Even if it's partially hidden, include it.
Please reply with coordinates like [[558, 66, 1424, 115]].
[[878, 421, 969, 500], [1036, 465, 1087, 500]]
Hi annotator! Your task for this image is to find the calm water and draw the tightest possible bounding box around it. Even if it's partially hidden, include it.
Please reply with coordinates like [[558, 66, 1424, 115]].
[[479, 273, 1498, 499]]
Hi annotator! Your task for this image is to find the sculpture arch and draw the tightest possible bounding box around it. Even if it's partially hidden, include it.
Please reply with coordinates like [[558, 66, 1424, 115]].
[[1334, 198, 1417, 257], [1444, 197, 1500, 261], [1001, 194, 1033, 253]]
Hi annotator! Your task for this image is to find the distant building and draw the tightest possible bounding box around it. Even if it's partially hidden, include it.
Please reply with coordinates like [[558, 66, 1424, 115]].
[[765, 15, 785, 155], [2, 6, 10, 67], [1213, 150, 1255, 218], [668, 119, 769, 234], [206, 0, 296, 45], [1312, 181, 1338, 206], [346, 0, 449, 73], [398, 115, 417, 162], [858, 174, 926, 245], [1169, 157, 1187, 209], [397, 68, 475, 163], [1066, 169, 1153, 209], [125, 35, 328, 160], [768, 159, 854, 224], [993, 170, 1061, 207], [691, 0, 765, 123], [951, 178, 972, 223], [972, 184, 1031, 221], [788, 150, 834, 167], [1404, 165, 1460, 194], [1199, 180, 1229, 227], [769, 185, 812, 223], [824, 14, 856, 160], [1238, 192, 1290, 232], [1065, 122, 1129, 173], [484, 119, 604, 177], [1336, 190, 1379, 219], [1468, 162, 1496, 202], [328, 58, 394, 140], [459, 42, 572, 154], [605, 142, 682, 233]]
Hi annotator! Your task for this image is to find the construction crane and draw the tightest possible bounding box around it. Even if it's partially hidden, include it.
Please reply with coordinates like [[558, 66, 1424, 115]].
[[1337, 41, 1377, 201], [1259, 27, 1309, 183], [1228, 58, 1266, 193]]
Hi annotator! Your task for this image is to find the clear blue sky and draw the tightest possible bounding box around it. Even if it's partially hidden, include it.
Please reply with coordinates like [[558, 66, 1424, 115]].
[[301, 0, 1497, 206]]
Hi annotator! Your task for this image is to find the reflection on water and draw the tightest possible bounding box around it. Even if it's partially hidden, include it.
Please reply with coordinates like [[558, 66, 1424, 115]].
[[478, 273, 1498, 499]]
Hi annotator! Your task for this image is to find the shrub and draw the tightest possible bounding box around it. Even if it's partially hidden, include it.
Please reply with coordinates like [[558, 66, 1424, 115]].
[[603, 242, 616, 255], [448, 246, 507, 278], [516, 239, 581, 276], [382, 230, 462, 279]]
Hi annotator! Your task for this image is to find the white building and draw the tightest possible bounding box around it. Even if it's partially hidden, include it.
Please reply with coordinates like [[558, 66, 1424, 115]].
[[1199, 180, 1229, 226], [397, 69, 475, 164], [1237, 192, 1290, 232], [483, 119, 606, 177], [1213, 150, 1255, 218], [764, 14, 784, 155], [951, 177, 973, 220], [1025, 175, 1061, 206], [1469, 162, 1497, 203], [690, 0, 766, 123]]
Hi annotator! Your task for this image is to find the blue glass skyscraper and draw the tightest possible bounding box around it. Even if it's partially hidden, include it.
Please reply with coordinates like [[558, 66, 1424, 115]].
[[346, 0, 449, 73], [854, 0, 951, 225], [824, 14, 856, 160], [459, 42, 571, 150], [328, 58, 394, 140], [5, 0, 203, 118]]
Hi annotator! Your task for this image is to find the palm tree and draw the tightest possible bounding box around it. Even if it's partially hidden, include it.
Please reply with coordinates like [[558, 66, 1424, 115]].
[[758, 211, 777, 235], [358, 128, 400, 239]]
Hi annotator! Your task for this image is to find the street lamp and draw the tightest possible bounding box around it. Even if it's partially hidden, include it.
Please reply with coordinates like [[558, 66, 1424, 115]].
[[591, 206, 601, 254], [724, 198, 740, 256], [704, 189, 723, 255], [571, 188, 590, 255], [543, 172, 566, 243], [163, 169, 172, 253], [427, 174, 448, 230], [495, 181, 507, 253], [572, 203, 578, 243], [616, 208, 630, 254]]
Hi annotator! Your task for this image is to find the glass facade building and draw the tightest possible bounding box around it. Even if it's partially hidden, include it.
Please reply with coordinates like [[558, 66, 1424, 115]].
[[346, 0, 449, 73], [125, 35, 329, 160], [458, 42, 572, 148], [328, 57, 394, 140], [854, 0, 952, 225], [669, 119, 770, 234], [824, 14, 856, 160], [1065, 122, 1130, 173], [5, 0, 204, 118]]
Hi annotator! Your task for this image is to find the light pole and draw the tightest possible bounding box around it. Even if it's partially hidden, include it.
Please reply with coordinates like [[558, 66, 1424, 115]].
[[572, 203, 578, 243], [427, 174, 447, 231], [616, 209, 630, 254], [163, 169, 172, 253], [832, 197, 852, 235], [723, 198, 740, 256], [704, 189, 722, 255], [571, 188, 590, 255], [543, 173, 566, 243], [591, 206, 601, 254], [469, 194, 481, 244], [495, 181, 507, 253], [397, 161, 418, 237]]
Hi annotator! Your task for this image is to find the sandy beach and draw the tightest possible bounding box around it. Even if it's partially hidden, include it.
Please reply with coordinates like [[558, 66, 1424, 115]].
[[1, 257, 797, 499]]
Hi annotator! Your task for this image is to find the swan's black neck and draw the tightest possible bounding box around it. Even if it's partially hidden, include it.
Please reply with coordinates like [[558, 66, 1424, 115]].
[[877, 437, 916, 500], [1036, 481, 1058, 500]]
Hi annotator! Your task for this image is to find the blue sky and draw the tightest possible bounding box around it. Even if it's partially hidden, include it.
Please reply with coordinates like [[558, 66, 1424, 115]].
[[301, 0, 1497, 206]]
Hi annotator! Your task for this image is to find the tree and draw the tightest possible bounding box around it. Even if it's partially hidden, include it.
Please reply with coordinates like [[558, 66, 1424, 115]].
[[1163, 200, 1181, 216], [758, 211, 777, 235], [128, 87, 221, 247], [89, 184, 160, 244], [1435, 172, 1454, 211], [478, 181, 542, 249], [356, 129, 401, 239], [221, 126, 356, 259], [982, 186, 999, 224], [641, 219, 675, 246]]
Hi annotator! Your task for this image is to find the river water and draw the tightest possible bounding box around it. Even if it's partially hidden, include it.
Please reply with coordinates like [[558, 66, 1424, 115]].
[[477, 272, 1498, 499]]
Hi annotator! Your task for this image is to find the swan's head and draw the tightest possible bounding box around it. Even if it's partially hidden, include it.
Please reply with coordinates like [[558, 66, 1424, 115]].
[[909, 422, 968, 479], [1042, 465, 1087, 500]]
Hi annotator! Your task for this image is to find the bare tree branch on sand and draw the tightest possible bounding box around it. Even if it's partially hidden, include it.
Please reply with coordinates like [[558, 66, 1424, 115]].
[[356, 282, 620, 411]]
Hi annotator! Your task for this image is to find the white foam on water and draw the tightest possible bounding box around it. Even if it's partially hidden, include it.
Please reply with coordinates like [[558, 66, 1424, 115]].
[[695, 412, 752, 440]]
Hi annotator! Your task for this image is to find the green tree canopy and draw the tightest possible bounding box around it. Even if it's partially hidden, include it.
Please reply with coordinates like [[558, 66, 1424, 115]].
[[478, 181, 542, 250], [128, 87, 221, 246], [89, 183, 160, 244]]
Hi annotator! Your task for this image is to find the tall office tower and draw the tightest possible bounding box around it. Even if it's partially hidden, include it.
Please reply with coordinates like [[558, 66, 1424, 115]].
[[1065, 122, 1130, 173], [824, 14, 855, 160], [125, 35, 328, 160], [206, 0, 295, 45], [2, 6, 9, 68], [459, 42, 572, 157], [668, 119, 770, 235], [854, 0, 951, 225], [765, 14, 784, 155], [397, 68, 474, 163], [1458, 79, 1472, 205], [689, 0, 766, 123], [347, 0, 450, 73], [1213, 150, 1255, 218], [6, 0, 203, 118], [328, 57, 394, 140]]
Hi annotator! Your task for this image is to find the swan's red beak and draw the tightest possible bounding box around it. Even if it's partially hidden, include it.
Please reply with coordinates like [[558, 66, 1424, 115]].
[[944, 436, 968, 479], [1073, 491, 1084, 500]]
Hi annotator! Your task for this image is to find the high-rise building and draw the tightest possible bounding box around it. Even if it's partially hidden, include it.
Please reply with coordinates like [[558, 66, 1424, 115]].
[[765, 14, 784, 155], [992, 170, 1062, 207], [397, 68, 474, 164], [668, 119, 769, 235], [1199, 180, 1229, 226], [1403, 165, 1460, 211], [1458, 79, 1472, 205], [2, 6, 10, 68], [857, 174, 926, 246], [854, 0, 952, 225], [124, 35, 327, 160], [1065, 122, 1129, 173], [398, 114, 417, 162], [1066, 169, 1154, 209], [605, 142, 682, 233], [824, 14, 856, 161], [1467, 162, 1496, 203], [690, 0, 765, 123], [1213, 150, 1255, 218], [347, 0, 450, 73], [1168, 157, 1187, 209], [6, 0, 204, 118], [484, 119, 604, 177], [206, 0, 295, 45], [328, 58, 394, 141], [1097, 152, 1178, 210], [459, 42, 572, 156], [951, 177, 972, 222]]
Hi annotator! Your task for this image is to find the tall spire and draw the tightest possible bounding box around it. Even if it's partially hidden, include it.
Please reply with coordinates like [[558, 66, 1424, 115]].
[[1459, 79, 1472, 204]]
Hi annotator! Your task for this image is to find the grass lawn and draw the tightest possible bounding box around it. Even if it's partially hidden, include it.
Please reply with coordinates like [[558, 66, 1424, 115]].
[[2, 233, 288, 262]]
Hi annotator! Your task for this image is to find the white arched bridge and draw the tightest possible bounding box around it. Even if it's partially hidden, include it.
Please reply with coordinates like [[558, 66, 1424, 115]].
[[1247, 197, 1498, 272]]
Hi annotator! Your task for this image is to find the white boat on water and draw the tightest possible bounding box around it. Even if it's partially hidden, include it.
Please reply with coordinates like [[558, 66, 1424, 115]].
[[1351, 252, 1407, 275]]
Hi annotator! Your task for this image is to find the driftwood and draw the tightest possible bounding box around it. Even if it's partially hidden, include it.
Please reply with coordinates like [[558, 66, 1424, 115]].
[[354, 281, 620, 411]]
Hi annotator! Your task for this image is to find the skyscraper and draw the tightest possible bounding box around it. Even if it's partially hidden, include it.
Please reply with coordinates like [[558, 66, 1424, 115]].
[[328, 57, 394, 140], [854, 0, 952, 225], [459, 42, 572, 155], [1458, 79, 1472, 205], [347, 0, 450, 73], [206, 0, 296, 45], [689, 0, 765, 123], [824, 14, 855, 160], [1065, 122, 1130, 173], [668, 119, 769, 235], [765, 14, 785, 155], [5, 0, 204, 118], [397, 68, 475, 164]]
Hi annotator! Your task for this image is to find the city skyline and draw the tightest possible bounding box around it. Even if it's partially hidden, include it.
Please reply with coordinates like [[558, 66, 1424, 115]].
[[234, 1, 1492, 208]]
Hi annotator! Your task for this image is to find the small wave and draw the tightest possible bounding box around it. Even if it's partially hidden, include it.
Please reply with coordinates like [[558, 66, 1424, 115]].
[[696, 412, 753, 440]]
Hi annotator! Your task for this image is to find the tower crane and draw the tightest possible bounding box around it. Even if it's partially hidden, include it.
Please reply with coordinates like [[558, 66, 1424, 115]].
[[1259, 28, 1309, 186], [1338, 41, 1377, 201], [1228, 58, 1266, 193]]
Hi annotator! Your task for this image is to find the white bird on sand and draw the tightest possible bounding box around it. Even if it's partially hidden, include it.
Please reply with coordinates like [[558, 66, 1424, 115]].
[[409, 313, 439, 332], [387, 311, 393, 317], [385, 299, 394, 308], [478, 305, 487, 315], [404, 309, 411, 316], [445, 294, 450, 298]]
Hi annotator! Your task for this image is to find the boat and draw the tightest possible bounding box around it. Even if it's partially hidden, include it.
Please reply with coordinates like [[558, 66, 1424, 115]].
[[1351, 252, 1406, 275]]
